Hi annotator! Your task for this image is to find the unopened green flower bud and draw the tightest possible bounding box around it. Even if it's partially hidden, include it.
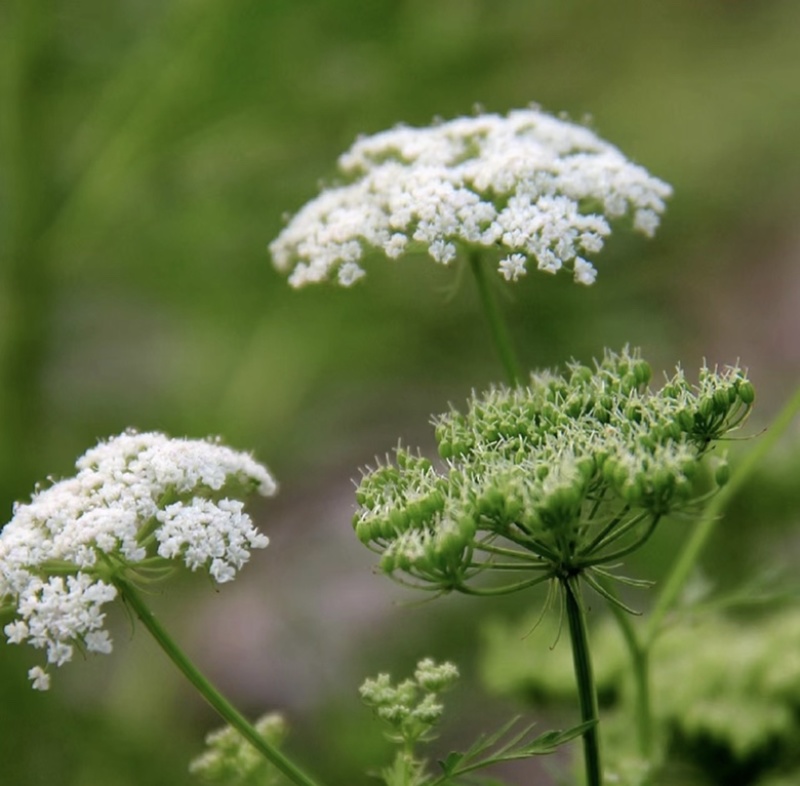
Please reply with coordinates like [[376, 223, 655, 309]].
[[676, 410, 695, 432], [652, 467, 676, 496], [354, 516, 374, 544], [698, 396, 715, 421], [621, 478, 644, 505], [613, 463, 630, 490], [621, 373, 639, 393], [715, 461, 730, 487], [738, 380, 755, 404], [541, 483, 582, 524], [633, 359, 652, 386], [438, 442, 453, 460], [423, 490, 446, 517], [567, 398, 585, 418], [602, 457, 619, 484], [388, 508, 408, 534], [435, 520, 468, 561], [713, 388, 731, 415], [624, 401, 643, 423], [379, 551, 396, 573], [478, 487, 505, 517], [576, 456, 596, 481], [570, 365, 593, 385]]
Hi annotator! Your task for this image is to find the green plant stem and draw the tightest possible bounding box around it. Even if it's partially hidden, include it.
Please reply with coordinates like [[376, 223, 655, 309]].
[[115, 577, 324, 786], [646, 382, 800, 646], [467, 251, 521, 385], [563, 576, 602, 786], [606, 599, 651, 757]]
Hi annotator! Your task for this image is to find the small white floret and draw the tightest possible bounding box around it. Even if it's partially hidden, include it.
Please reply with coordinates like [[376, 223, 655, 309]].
[[85, 630, 113, 654], [634, 208, 660, 237], [337, 261, 366, 286], [498, 253, 528, 282], [28, 666, 50, 691], [573, 257, 598, 286]]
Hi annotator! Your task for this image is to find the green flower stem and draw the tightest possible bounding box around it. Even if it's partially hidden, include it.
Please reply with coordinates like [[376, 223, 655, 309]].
[[606, 596, 652, 757], [467, 251, 522, 385], [579, 516, 661, 568], [646, 382, 800, 647], [115, 577, 324, 786], [456, 572, 554, 595], [563, 576, 602, 786]]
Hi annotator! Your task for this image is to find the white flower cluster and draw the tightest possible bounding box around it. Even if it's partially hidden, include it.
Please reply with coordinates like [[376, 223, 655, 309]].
[[270, 107, 672, 287], [0, 430, 276, 689]]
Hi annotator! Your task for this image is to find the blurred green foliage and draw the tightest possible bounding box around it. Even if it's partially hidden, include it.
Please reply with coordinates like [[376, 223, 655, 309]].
[[1, 1, 799, 784], [481, 603, 800, 785]]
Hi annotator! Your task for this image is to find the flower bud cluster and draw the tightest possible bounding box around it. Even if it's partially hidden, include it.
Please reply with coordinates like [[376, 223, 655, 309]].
[[270, 108, 672, 288], [359, 658, 459, 744], [189, 713, 289, 785], [354, 349, 752, 593], [0, 430, 276, 688]]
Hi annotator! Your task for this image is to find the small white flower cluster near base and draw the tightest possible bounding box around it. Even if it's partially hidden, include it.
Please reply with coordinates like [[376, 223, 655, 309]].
[[270, 107, 672, 287], [0, 430, 276, 689]]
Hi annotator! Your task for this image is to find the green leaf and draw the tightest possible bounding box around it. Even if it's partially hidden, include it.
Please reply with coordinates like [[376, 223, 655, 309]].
[[427, 718, 594, 785], [437, 752, 464, 776], [517, 721, 595, 755]]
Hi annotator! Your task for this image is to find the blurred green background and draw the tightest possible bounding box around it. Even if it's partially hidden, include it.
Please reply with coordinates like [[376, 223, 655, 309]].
[[1, 1, 799, 784]]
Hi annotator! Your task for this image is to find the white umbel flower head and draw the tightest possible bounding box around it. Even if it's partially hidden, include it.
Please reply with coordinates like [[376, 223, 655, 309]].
[[0, 430, 276, 689], [270, 107, 672, 287]]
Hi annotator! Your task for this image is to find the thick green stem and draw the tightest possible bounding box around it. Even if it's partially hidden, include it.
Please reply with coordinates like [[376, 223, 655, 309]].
[[467, 251, 522, 385], [563, 576, 602, 786], [646, 382, 800, 646], [115, 577, 324, 786]]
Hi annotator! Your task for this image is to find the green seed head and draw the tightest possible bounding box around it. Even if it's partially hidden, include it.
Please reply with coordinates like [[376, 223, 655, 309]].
[[353, 349, 754, 595]]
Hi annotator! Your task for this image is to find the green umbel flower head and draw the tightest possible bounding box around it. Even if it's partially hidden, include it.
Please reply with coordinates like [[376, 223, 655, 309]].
[[354, 348, 753, 603], [360, 658, 459, 745], [189, 713, 290, 786]]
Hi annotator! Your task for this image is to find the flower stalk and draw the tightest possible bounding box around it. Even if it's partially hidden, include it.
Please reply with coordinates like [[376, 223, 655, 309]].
[[116, 576, 324, 786], [468, 250, 522, 385], [606, 595, 652, 757], [564, 576, 602, 786]]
